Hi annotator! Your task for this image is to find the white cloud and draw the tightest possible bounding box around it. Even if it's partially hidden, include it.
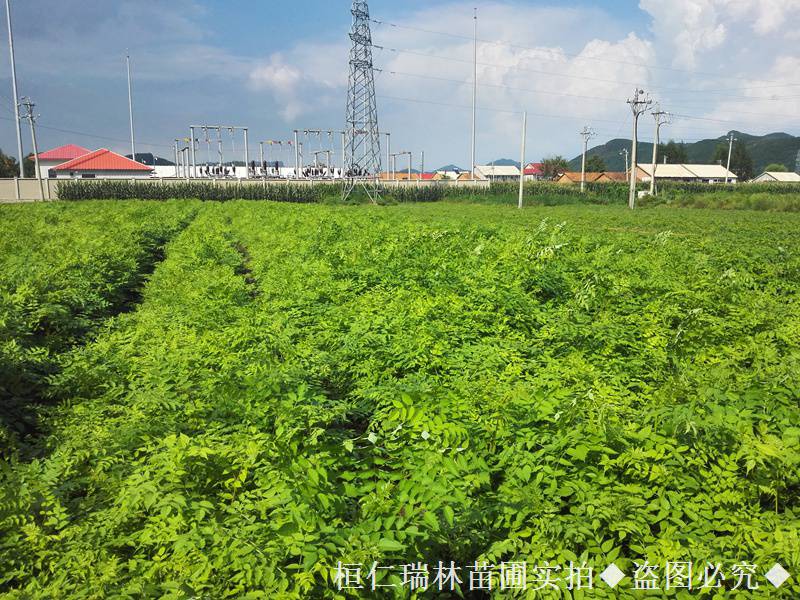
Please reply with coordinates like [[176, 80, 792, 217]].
[[640, 0, 800, 67], [1, 0, 797, 168]]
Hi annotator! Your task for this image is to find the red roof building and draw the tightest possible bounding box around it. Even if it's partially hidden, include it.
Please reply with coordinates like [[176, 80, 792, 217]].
[[37, 144, 92, 161], [53, 148, 153, 179], [524, 162, 545, 179]]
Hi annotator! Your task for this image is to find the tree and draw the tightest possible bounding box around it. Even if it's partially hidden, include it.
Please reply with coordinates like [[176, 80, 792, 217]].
[[541, 155, 569, 180], [0, 148, 21, 177], [713, 140, 754, 181], [23, 154, 35, 178], [658, 140, 688, 164], [585, 155, 606, 172], [763, 163, 788, 172]]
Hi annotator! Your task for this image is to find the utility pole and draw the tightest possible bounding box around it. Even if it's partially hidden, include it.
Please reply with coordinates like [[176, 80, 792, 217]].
[[649, 107, 671, 196], [420, 150, 424, 179], [20, 97, 43, 200], [470, 7, 477, 181], [385, 132, 391, 180], [189, 126, 196, 178], [579, 126, 596, 193], [5, 0, 23, 179], [294, 129, 300, 178], [518, 111, 527, 210], [243, 127, 249, 179], [619, 148, 629, 183], [174, 140, 180, 177], [725, 132, 736, 184], [126, 51, 136, 162], [627, 88, 652, 209]]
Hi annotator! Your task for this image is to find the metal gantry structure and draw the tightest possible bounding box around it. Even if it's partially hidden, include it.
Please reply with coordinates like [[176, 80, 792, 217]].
[[187, 125, 249, 178], [343, 0, 382, 203]]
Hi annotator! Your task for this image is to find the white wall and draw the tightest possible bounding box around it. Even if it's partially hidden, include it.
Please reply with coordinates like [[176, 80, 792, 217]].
[[39, 159, 66, 179], [54, 170, 153, 179]]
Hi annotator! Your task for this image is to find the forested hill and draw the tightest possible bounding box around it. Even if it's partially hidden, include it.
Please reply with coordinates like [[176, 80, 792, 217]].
[[569, 131, 800, 174]]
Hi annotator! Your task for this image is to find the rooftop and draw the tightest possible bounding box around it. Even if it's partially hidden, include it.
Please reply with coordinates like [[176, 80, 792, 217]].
[[54, 148, 153, 172], [37, 144, 92, 161]]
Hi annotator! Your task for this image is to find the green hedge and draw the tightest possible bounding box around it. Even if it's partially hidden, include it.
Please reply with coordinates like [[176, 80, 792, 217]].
[[57, 180, 333, 203], [56, 178, 800, 208]]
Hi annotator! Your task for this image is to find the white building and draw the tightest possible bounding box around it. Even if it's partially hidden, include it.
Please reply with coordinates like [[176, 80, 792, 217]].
[[476, 165, 521, 182], [36, 144, 92, 178], [751, 171, 800, 183], [53, 148, 153, 179], [636, 164, 738, 184]]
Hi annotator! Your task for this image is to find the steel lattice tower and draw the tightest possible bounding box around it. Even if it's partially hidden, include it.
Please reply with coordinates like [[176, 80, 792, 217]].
[[342, 0, 382, 203]]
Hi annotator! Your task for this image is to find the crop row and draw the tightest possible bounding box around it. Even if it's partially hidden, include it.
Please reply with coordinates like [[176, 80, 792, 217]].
[[0, 201, 198, 454]]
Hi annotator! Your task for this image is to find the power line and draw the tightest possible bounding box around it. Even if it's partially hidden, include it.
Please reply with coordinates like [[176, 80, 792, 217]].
[[376, 67, 800, 122], [370, 16, 800, 90], [372, 43, 800, 102], [0, 114, 173, 150]]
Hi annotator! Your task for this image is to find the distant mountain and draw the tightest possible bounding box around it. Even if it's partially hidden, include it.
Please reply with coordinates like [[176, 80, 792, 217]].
[[486, 158, 520, 167], [436, 164, 465, 172], [568, 131, 800, 174], [125, 153, 175, 166]]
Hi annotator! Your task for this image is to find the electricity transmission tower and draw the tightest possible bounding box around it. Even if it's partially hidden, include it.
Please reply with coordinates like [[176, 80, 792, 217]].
[[343, 0, 382, 203]]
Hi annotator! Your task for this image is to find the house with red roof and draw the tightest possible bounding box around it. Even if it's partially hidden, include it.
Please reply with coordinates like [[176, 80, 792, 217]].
[[53, 148, 153, 179], [523, 162, 545, 181], [36, 144, 91, 178]]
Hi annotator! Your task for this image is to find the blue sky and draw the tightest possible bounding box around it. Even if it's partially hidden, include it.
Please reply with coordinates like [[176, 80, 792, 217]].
[[1, 0, 798, 169]]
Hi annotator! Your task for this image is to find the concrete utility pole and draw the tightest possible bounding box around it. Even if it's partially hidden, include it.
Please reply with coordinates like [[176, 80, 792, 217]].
[[649, 107, 671, 196], [174, 140, 180, 177], [293, 129, 300, 178], [20, 97, 43, 200], [189, 126, 196, 178], [243, 127, 249, 178], [385, 132, 391, 180], [579, 126, 596, 193], [725, 132, 736, 184], [126, 52, 136, 162], [470, 7, 477, 181], [627, 88, 652, 209], [5, 0, 23, 178], [420, 150, 424, 179], [518, 111, 527, 209], [619, 148, 629, 183]]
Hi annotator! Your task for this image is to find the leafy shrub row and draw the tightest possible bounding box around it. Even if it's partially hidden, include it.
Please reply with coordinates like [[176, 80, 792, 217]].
[[57, 180, 333, 203], [1, 202, 799, 597], [0, 201, 197, 454]]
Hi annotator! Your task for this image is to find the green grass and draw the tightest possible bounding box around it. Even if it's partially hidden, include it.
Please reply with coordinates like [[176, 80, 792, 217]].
[[1, 201, 799, 598]]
